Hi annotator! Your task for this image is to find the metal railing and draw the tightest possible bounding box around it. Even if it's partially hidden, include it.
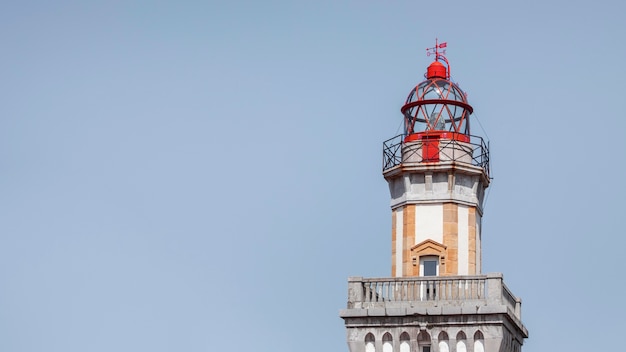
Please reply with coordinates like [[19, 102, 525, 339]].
[[382, 134, 490, 178]]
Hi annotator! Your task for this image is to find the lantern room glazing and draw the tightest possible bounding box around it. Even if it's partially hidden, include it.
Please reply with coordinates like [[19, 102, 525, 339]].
[[401, 60, 473, 140]]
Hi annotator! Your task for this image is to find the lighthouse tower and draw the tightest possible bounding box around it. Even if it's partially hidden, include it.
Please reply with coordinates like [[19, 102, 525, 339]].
[[385, 42, 488, 278], [340, 42, 528, 352]]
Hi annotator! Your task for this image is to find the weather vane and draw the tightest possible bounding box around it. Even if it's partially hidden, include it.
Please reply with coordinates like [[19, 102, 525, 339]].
[[426, 38, 447, 58]]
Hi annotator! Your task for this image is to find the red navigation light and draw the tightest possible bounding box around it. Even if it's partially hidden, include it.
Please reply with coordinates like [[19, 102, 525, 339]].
[[426, 61, 447, 79]]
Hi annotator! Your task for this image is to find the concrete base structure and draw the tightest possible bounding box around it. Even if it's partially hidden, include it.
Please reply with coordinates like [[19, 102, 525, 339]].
[[340, 274, 528, 352]]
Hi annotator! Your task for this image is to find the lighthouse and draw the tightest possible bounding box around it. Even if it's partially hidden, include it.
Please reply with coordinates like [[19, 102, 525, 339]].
[[385, 41, 488, 278], [340, 41, 528, 352]]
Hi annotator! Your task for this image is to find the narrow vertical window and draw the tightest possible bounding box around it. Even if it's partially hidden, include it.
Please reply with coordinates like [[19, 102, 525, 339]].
[[456, 331, 467, 352], [419, 255, 439, 300], [473, 331, 485, 352], [419, 256, 439, 276], [400, 332, 410, 352], [417, 331, 431, 352], [382, 333, 393, 352], [438, 331, 449, 352], [365, 333, 375, 352]]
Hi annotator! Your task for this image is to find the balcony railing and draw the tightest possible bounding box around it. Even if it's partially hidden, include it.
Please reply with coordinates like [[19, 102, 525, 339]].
[[362, 276, 485, 302], [382, 134, 490, 178], [346, 274, 521, 319]]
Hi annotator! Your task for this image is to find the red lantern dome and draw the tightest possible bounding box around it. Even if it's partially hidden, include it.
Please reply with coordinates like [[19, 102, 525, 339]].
[[401, 53, 473, 143], [426, 61, 447, 79]]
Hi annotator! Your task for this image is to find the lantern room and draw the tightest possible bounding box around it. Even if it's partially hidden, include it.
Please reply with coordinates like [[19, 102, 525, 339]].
[[401, 54, 473, 143], [382, 41, 490, 178]]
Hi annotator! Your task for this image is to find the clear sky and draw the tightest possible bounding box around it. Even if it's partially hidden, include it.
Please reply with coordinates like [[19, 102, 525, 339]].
[[1, 1, 625, 351]]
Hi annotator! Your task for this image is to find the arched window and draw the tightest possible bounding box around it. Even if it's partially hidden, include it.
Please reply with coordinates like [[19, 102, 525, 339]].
[[473, 331, 485, 352], [365, 333, 375, 352], [400, 332, 410, 352], [438, 331, 449, 352], [417, 331, 431, 352], [383, 333, 393, 352], [456, 331, 467, 352]]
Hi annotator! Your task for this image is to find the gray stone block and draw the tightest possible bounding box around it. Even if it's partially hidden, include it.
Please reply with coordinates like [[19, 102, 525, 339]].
[[385, 307, 407, 316], [441, 306, 462, 315], [426, 306, 443, 315], [339, 309, 369, 318], [367, 308, 386, 316], [407, 307, 428, 315], [477, 305, 507, 314]]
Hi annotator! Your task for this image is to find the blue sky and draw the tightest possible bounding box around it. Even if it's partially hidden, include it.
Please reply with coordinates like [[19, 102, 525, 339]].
[[1, 1, 625, 351]]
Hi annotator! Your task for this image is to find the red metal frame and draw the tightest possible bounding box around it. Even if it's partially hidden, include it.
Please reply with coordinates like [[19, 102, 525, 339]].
[[401, 99, 473, 115], [403, 40, 473, 139], [404, 131, 470, 143]]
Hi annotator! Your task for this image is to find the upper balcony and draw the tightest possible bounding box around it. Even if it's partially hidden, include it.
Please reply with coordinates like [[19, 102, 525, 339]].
[[382, 133, 490, 180]]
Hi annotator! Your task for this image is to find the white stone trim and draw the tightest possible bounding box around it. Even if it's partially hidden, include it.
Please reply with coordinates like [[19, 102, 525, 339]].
[[415, 204, 443, 245]]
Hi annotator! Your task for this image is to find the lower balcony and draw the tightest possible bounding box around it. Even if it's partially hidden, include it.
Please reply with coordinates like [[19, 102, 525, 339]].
[[341, 273, 524, 326]]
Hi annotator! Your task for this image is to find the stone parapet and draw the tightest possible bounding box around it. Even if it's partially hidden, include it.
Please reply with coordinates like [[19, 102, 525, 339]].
[[341, 273, 527, 337]]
